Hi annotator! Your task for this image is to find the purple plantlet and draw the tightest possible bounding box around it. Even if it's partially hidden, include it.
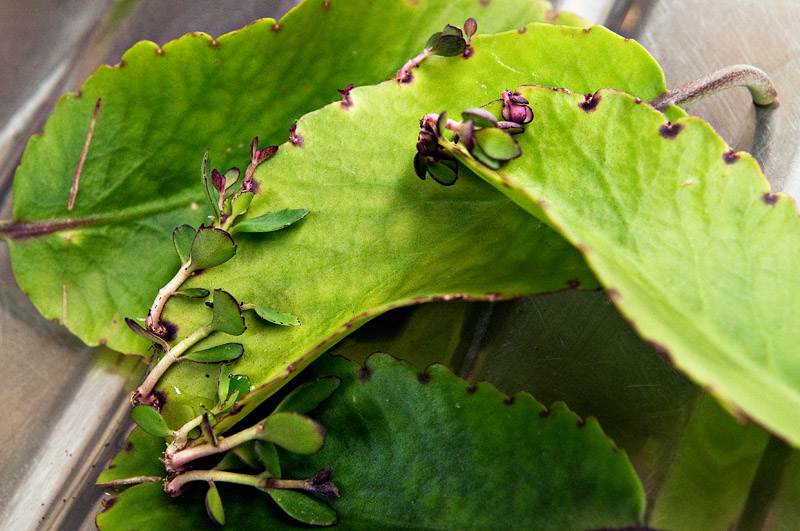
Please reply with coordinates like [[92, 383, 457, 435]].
[[501, 90, 533, 124], [338, 83, 354, 107]]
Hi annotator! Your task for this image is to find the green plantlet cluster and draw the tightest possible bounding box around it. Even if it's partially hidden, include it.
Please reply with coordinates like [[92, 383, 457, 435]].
[[126, 367, 341, 526]]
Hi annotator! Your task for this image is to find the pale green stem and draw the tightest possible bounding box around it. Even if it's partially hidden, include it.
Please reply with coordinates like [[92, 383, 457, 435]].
[[166, 419, 265, 472], [220, 212, 238, 232], [166, 470, 263, 496], [145, 262, 193, 336], [165, 469, 318, 497], [165, 414, 205, 457], [132, 323, 213, 404]]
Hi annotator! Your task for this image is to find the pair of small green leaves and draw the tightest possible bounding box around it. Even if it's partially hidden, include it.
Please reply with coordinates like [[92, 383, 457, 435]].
[[457, 107, 524, 169], [425, 18, 476, 57]]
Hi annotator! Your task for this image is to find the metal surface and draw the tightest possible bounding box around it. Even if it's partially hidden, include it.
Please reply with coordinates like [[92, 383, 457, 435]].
[[0, 0, 797, 529]]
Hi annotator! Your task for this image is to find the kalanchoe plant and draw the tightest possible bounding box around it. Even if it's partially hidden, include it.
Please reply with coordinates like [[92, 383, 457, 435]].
[[395, 18, 477, 82]]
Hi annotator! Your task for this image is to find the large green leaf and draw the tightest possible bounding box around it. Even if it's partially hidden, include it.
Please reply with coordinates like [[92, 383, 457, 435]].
[[438, 86, 800, 444], [97, 353, 645, 530], [3, 0, 559, 352], [155, 24, 666, 430]]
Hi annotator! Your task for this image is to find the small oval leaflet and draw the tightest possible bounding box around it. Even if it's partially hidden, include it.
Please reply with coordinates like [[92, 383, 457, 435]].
[[255, 440, 281, 478], [265, 489, 337, 526], [172, 225, 196, 265], [462, 107, 498, 128], [261, 411, 325, 454], [251, 304, 301, 326], [205, 482, 226, 526], [230, 208, 309, 234], [181, 343, 244, 364], [474, 126, 522, 161], [131, 405, 171, 438], [211, 289, 246, 336]]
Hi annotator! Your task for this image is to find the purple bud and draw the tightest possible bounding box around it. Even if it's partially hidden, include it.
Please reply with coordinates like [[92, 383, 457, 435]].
[[464, 18, 477, 43], [256, 145, 278, 164], [211, 169, 225, 193], [501, 90, 533, 124]]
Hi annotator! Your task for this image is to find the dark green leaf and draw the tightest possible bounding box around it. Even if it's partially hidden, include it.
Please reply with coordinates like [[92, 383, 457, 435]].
[[181, 343, 243, 364], [279, 353, 645, 529], [230, 208, 309, 234], [173, 288, 210, 299], [474, 126, 521, 161], [432, 34, 466, 57], [273, 376, 341, 414], [265, 489, 337, 526], [96, 427, 166, 485], [210, 289, 245, 336], [250, 304, 300, 326], [172, 224, 196, 265], [440, 24, 463, 38], [189, 226, 236, 271], [261, 412, 325, 454], [426, 159, 458, 185], [205, 483, 225, 526], [425, 31, 443, 50], [132, 405, 171, 438]]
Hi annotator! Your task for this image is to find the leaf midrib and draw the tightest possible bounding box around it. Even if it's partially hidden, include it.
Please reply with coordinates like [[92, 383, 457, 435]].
[[1, 188, 203, 240]]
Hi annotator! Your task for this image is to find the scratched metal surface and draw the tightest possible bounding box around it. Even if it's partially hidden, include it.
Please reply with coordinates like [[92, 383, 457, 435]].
[[0, 0, 796, 529]]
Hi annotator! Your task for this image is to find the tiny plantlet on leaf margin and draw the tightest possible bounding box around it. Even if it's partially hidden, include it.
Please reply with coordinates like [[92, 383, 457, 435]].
[[395, 18, 477, 82]]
